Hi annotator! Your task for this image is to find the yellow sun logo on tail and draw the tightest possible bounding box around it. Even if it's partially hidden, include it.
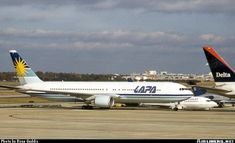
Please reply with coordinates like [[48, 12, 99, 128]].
[[15, 58, 28, 77]]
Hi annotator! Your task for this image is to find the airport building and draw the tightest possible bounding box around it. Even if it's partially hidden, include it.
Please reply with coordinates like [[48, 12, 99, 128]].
[[121, 70, 213, 82]]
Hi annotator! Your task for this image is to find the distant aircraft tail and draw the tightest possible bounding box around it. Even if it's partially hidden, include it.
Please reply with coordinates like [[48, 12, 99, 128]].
[[203, 45, 235, 82], [192, 86, 207, 96], [9, 50, 43, 85]]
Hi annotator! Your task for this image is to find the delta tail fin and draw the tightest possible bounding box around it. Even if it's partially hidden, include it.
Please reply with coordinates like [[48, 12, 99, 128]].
[[203, 45, 235, 82], [9, 50, 42, 85]]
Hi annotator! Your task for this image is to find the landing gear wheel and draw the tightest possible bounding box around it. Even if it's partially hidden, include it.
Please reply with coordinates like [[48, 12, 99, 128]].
[[218, 102, 224, 108], [82, 105, 94, 109], [173, 107, 178, 111]]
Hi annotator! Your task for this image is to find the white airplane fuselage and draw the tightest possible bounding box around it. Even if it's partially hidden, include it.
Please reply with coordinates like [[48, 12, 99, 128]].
[[21, 81, 193, 103], [178, 96, 218, 110], [141, 96, 218, 110]]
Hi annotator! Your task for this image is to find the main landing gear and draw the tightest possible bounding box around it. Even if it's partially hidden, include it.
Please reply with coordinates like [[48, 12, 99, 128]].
[[173, 107, 178, 111], [172, 102, 180, 111], [81, 105, 94, 109]]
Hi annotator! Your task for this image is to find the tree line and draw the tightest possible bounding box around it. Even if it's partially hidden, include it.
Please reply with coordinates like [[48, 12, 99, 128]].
[[0, 72, 199, 85], [0, 71, 126, 82]]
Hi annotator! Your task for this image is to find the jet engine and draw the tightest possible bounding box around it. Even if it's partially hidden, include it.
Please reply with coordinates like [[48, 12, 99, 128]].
[[94, 96, 114, 108]]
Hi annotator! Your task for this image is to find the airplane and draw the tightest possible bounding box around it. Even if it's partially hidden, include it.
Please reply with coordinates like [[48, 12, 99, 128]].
[[1, 50, 194, 109], [140, 96, 218, 111], [194, 45, 235, 99], [201, 93, 235, 108]]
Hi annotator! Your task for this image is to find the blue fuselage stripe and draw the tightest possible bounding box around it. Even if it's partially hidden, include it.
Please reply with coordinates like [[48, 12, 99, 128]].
[[119, 94, 193, 97]]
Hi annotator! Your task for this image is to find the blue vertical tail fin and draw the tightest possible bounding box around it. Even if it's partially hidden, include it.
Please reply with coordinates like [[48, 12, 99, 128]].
[[9, 50, 43, 85]]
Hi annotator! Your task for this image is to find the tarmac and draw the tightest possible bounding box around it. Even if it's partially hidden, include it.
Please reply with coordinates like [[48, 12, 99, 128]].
[[0, 103, 234, 139]]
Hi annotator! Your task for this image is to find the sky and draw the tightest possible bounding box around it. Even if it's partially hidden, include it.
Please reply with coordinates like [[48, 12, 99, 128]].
[[0, 0, 235, 74]]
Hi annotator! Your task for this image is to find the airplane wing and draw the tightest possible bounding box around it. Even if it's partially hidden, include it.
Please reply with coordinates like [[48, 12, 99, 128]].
[[0, 84, 121, 101], [6, 87, 120, 101], [192, 86, 232, 97], [0, 85, 21, 90]]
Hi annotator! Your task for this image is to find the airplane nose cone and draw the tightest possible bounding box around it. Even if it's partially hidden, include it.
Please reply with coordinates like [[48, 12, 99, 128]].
[[212, 102, 218, 108]]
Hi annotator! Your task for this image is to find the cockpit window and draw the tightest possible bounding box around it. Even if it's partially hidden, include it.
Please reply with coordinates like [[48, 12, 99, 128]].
[[179, 88, 190, 91]]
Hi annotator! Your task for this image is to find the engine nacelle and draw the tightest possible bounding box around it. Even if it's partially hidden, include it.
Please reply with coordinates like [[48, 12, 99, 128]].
[[94, 96, 114, 108]]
